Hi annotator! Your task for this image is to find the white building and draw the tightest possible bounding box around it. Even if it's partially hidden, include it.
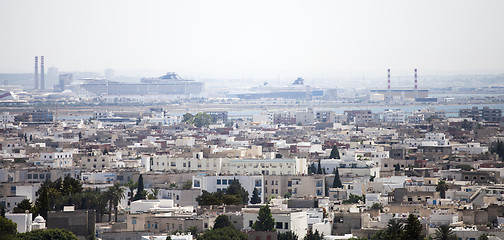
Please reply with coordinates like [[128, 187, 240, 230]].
[[0, 112, 15, 123], [5, 213, 33, 233], [130, 199, 175, 213], [383, 109, 407, 123], [295, 109, 315, 125], [149, 156, 307, 175], [35, 151, 74, 168], [243, 207, 308, 239]]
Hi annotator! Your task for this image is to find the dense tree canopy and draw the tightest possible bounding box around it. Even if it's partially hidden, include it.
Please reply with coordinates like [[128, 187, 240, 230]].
[[196, 179, 250, 205], [182, 112, 215, 127], [252, 204, 275, 231], [198, 227, 247, 240], [17, 228, 78, 240], [278, 231, 298, 240], [214, 215, 233, 229], [13, 199, 33, 213]]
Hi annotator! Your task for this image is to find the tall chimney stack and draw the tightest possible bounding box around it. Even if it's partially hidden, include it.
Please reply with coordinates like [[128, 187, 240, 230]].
[[387, 69, 391, 102], [34, 56, 39, 90], [40, 56, 45, 90], [414, 68, 418, 99]]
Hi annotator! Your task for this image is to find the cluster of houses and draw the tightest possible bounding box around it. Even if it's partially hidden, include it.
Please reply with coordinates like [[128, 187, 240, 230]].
[[1, 105, 503, 240]]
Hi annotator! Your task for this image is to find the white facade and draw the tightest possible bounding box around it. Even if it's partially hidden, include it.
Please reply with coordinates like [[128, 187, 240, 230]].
[[243, 208, 308, 239], [81, 171, 116, 183], [5, 213, 32, 233], [130, 199, 175, 213], [150, 156, 307, 175], [383, 109, 407, 123], [0, 112, 15, 123], [425, 133, 449, 146], [295, 110, 315, 125]]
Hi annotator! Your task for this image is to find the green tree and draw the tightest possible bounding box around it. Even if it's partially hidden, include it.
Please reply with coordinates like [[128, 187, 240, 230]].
[[188, 112, 214, 127], [196, 190, 223, 206], [1, 205, 6, 217], [182, 113, 194, 123], [0, 216, 17, 239], [329, 146, 340, 159], [332, 168, 343, 188], [455, 164, 473, 171], [198, 227, 247, 240], [188, 226, 199, 236], [403, 214, 423, 240], [370, 203, 383, 211], [250, 188, 261, 204], [182, 180, 192, 190], [308, 163, 316, 175], [303, 230, 323, 240], [62, 175, 84, 196], [124, 180, 138, 203], [133, 174, 146, 201], [434, 225, 457, 240], [147, 188, 160, 200], [317, 159, 323, 174], [385, 219, 403, 240], [214, 215, 233, 229], [106, 183, 125, 222], [278, 231, 298, 240], [252, 204, 275, 231], [13, 199, 33, 213], [478, 233, 489, 240], [436, 180, 449, 199], [17, 228, 78, 240], [226, 178, 249, 205], [342, 194, 365, 204]]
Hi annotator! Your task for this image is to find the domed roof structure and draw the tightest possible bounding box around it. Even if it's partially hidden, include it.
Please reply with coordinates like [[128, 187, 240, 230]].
[[34, 215, 46, 223]]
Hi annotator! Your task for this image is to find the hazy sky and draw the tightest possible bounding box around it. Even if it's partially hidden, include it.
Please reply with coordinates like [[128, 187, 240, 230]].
[[1, 0, 504, 81]]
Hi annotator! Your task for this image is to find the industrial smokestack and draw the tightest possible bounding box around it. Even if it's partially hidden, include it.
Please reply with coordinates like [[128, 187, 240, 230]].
[[387, 69, 391, 102], [414, 69, 418, 99], [40, 56, 45, 90], [34, 56, 39, 90]]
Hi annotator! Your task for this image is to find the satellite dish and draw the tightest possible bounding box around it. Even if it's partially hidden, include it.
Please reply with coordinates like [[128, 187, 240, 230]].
[[383, 207, 390, 213]]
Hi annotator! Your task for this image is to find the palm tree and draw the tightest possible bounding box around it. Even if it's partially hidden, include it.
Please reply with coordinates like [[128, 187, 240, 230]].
[[106, 183, 126, 222], [148, 188, 160, 200], [434, 225, 457, 240], [385, 219, 403, 240], [436, 180, 449, 199], [124, 180, 138, 203]]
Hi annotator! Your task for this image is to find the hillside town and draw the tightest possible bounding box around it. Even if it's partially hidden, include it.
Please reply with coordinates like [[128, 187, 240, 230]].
[[1, 105, 504, 240]]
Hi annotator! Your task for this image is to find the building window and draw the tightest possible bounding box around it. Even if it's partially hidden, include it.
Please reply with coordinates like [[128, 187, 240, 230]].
[[217, 179, 221, 185], [284, 222, 289, 229], [276, 222, 283, 229], [255, 180, 262, 187], [132, 219, 137, 224], [222, 179, 228, 185], [249, 220, 253, 227]]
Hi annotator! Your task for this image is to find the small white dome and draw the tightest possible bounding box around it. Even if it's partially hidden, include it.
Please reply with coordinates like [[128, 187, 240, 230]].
[[34, 215, 46, 223]]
